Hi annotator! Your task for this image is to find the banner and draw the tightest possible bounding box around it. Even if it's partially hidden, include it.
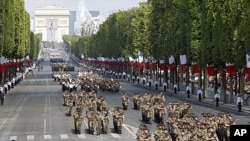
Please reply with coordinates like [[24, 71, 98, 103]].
[[181, 64, 187, 73], [207, 65, 215, 76], [226, 64, 236, 77], [192, 63, 199, 73]]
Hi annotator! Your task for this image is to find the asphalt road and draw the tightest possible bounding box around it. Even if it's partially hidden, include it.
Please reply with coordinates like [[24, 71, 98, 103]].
[[0, 43, 249, 141]]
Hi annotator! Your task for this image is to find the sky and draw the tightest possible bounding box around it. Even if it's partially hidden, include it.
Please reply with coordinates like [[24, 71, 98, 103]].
[[24, 0, 147, 18]]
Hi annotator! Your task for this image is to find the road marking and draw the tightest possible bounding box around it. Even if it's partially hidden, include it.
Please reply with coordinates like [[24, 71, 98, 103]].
[[123, 124, 137, 138], [44, 134, 51, 140], [27, 135, 34, 140], [110, 133, 121, 138], [78, 134, 86, 138], [60, 134, 68, 139], [9, 136, 17, 140]]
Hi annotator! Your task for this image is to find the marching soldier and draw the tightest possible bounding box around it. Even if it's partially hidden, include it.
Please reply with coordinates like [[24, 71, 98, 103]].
[[137, 76, 140, 84], [63, 90, 70, 106], [95, 111, 102, 135], [101, 108, 110, 134], [73, 108, 84, 134], [86, 108, 96, 134], [121, 93, 129, 110], [66, 92, 75, 116], [112, 106, 124, 134], [69, 81, 74, 92], [136, 124, 147, 140], [139, 128, 153, 141]]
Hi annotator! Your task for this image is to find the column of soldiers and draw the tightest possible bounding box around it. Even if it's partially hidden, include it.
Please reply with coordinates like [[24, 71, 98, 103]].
[[135, 100, 235, 141], [133, 92, 167, 124], [62, 84, 124, 135]]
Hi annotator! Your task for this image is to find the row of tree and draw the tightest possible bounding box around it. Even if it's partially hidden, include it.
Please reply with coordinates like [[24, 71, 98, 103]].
[[0, 0, 41, 60], [64, 0, 250, 100]]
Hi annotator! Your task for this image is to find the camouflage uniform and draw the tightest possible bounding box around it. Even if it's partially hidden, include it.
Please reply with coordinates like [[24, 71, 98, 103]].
[[112, 107, 124, 134], [86, 109, 96, 134], [73, 108, 84, 134], [66, 93, 74, 116], [121, 93, 129, 110], [101, 109, 110, 134], [95, 111, 102, 135]]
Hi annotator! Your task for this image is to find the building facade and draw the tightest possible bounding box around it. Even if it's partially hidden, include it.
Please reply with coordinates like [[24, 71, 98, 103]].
[[34, 5, 70, 42]]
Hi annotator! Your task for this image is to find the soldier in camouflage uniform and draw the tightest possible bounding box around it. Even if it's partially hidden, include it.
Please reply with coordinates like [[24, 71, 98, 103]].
[[96, 96, 107, 111], [121, 92, 129, 110], [95, 111, 102, 135], [100, 108, 110, 134], [63, 90, 70, 106], [141, 101, 154, 124], [136, 124, 147, 140], [139, 128, 154, 141], [112, 106, 124, 134], [86, 108, 96, 134], [73, 108, 84, 134], [66, 92, 75, 116]]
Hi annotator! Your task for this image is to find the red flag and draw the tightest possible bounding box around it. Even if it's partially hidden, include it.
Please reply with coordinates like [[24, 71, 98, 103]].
[[192, 64, 199, 73], [181, 64, 187, 73], [145, 62, 150, 70], [168, 64, 176, 71], [226, 65, 235, 77], [245, 67, 250, 81], [207, 66, 215, 76], [160, 63, 166, 70], [151, 63, 157, 70]]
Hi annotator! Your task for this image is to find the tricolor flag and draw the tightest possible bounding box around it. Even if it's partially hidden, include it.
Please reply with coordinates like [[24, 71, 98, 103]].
[[50, 22, 53, 36]]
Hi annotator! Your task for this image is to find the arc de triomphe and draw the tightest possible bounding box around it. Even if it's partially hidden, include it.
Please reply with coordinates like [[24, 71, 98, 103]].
[[34, 5, 69, 42]]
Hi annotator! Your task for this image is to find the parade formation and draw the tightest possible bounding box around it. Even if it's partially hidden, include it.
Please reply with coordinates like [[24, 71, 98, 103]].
[[51, 64, 237, 141]]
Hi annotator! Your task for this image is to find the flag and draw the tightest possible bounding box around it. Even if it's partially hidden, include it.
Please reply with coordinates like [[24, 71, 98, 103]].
[[192, 63, 199, 73], [246, 54, 250, 68], [49, 22, 53, 36], [180, 55, 187, 65], [207, 65, 215, 76], [169, 55, 175, 64], [226, 63, 236, 77]]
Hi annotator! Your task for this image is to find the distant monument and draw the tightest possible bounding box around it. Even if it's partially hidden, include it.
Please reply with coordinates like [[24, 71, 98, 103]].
[[34, 5, 70, 42]]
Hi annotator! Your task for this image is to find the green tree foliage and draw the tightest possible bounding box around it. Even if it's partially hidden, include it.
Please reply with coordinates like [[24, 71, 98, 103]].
[[0, 0, 31, 59]]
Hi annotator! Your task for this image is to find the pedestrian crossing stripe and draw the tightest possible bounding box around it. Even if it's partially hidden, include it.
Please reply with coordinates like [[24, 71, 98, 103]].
[[110, 133, 121, 138], [27, 135, 34, 140], [43, 134, 51, 140], [77, 134, 86, 138], [8, 133, 123, 140], [60, 134, 68, 139], [9, 136, 17, 140]]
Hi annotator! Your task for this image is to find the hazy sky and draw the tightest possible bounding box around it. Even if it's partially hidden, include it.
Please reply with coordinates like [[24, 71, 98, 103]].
[[24, 0, 147, 18]]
